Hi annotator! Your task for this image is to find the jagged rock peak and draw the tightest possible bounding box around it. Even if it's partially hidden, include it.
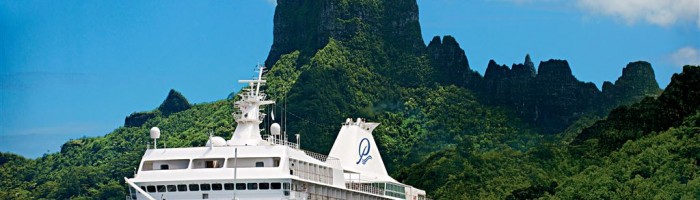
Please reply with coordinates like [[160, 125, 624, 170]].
[[512, 54, 536, 78], [524, 54, 533, 66], [537, 59, 574, 80], [602, 61, 661, 104], [158, 89, 191, 116], [484, 60, 510, 80]]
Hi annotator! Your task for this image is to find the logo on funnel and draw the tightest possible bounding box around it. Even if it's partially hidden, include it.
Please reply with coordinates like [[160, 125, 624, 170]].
[[356, 138, 373, 165]]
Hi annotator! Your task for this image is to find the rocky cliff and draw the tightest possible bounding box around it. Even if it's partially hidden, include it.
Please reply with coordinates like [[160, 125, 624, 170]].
[[265, 0, 424, 68]]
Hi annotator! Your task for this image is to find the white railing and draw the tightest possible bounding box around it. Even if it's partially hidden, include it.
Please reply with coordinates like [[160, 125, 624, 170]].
[[345, 182, 384, 196], [265, 135, 299, 149]]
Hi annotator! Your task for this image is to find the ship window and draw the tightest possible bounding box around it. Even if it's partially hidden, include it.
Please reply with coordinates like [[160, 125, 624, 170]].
[[236, 183, 246, 190], [255, 162, 264, 167], [224, 183, 234, 190], [200, 184, 211, 191], [193, 158, 225, 169], [157, 185, 166, 192], [211, 183, 222, 191], [259, 182, 270, 190], [146, 185, 156, 193], [167, 185, 176, 192], [177, 184, 187, 192], [283, 183, 290, 190], [271, 182, 281, 189], [140, 186, 146, 192], [189, 184, 200, 191], [202, 193, 209, 199], [247, 183, 258, 190], [160, 164, 169, 170]]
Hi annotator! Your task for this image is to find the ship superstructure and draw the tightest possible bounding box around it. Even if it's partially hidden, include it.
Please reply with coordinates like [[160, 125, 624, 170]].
[[125, 66, 428, 200]]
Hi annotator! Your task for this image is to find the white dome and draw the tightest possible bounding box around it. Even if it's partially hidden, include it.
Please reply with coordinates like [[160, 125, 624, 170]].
[[270, 123, 281, 135], [149, 127, 161, 139], [206, 136, 227, 147]]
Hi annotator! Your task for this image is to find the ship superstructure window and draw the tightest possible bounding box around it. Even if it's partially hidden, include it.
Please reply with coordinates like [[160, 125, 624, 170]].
[[193, 158, 225, 169], [177, 184, 187, 192], [224, 183, 234, 190], [236, 183, 246, 190], [226, 157, 280, 168], [141, 159, 189, 171], [247, 183, 258, 190], [259, 182, 270, 190], [140, 186, 146, 192], [200, 184, 211, 191], [211, 183, 222, 191], [271, 182, 281, 189], [167, 185, 176, 192], [189, 184, 200, 191], [157, 185, 166, 192], [146, 186, 156, 193]]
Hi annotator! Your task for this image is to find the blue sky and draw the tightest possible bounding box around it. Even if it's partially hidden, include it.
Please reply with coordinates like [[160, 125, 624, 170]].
[[1, 0, 698, 158]]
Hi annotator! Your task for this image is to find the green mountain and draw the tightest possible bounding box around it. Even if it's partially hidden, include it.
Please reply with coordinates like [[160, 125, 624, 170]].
[[1, 0, 697, 199]]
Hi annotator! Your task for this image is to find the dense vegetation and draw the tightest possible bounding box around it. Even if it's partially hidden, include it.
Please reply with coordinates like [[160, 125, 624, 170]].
[[1, 0, 698, 199]]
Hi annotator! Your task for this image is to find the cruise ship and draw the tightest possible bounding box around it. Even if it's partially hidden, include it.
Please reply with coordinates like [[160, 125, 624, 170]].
[[124, 66, 428, 200]]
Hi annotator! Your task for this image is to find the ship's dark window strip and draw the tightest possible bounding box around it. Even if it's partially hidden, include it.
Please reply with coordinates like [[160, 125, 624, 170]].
[[255, 162, 264, 167], [271, 182, 281, 189], [224, 183, 234, 190], [177, 184, 187, 192], [236, 183, 246, 190], [247, 183, 258, 190], [200, 183, 211, 191], [141, 182, 291, 193], [212, 183, 222, 191], [189, 184, 200, 191]]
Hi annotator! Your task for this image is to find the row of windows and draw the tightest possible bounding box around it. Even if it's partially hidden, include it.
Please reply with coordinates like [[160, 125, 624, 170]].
[[140, 182, 290, 193]]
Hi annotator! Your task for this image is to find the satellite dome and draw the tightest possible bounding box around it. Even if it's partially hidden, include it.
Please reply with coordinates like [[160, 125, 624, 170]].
[[149, 127, 161, 139], [206, 136, 227, 147], [270, 123, 281, 135]]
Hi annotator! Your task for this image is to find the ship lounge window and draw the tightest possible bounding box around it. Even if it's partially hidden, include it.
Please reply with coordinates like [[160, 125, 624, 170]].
[[200, 183, 211, 191], [259, 182, 270, 190], [226, 157, 280, 168], [146, 186, 156, 193], [271, 182, 281, 190], [189, 184, 200, 191], [193, 158, 225, 169], [157, 185, 166, 192], [141, 159, 189, 171], [283, 183, 290, 190], [236, 183, 246, 190], [224, 183, 234, 190], [247, 183, 258, 190], [177, 184, 187, 192], [140, 186, 146, 192], [211, 183, 222, 191], [167, 185, 176, 192]]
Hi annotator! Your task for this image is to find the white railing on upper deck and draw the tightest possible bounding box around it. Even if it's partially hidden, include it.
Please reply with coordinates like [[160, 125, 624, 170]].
[[264, 135, 299, 149]]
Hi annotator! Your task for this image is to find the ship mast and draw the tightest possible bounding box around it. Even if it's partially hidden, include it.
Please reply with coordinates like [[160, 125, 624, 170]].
[[227, 65, 274, 146]]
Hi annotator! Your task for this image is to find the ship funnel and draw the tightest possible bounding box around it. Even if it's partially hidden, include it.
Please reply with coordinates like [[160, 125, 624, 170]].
[[328, 118, 396, 183]]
